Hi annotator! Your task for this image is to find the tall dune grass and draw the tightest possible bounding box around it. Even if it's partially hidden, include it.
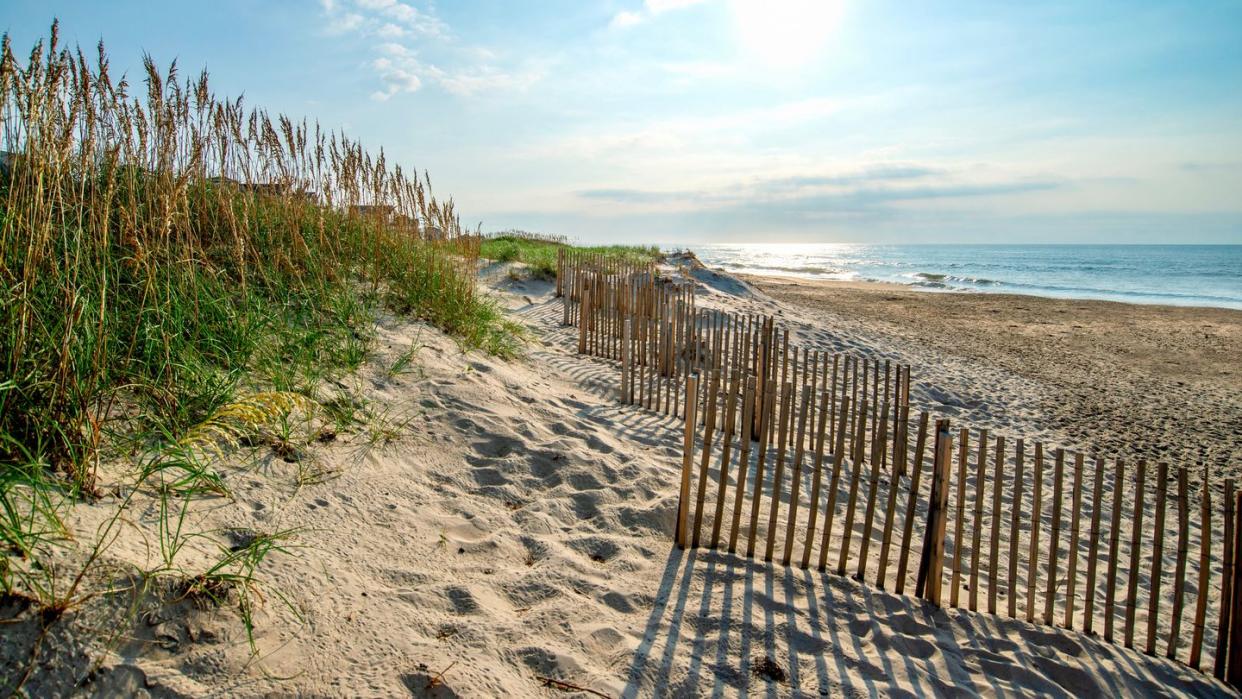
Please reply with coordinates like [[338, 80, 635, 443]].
[[0, 23, 513, 490]]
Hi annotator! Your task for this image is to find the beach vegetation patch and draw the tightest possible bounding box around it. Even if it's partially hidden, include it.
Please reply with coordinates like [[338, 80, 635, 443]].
[[481, 232, 661, 281]]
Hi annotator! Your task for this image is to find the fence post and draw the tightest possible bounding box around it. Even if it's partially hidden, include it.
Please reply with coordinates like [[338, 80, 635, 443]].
[[577, 288, 590, 354], [621, 317, 632, 404], [556, 247, 564, 297], [1228, 491, 1242, 687], [676, 374, 701, 549], [1217, 479, 1236, 679], [916, 419, 953, 605], [1190, 470, 1212, 669]]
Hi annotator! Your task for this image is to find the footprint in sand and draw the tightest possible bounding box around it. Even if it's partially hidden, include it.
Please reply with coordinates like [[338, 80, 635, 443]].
[[442, 586, 480, 614], [472, 433, 523, 459], [568, 536, 621, 562], [470, 467, 509, 487], [502, 579, 560, 607], [600, 591, 636, 613], [567, 471, 605, 490], [1020, 627, 1084, 657]]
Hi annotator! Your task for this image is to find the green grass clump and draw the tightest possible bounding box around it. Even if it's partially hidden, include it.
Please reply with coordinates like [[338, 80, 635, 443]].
[[481, 234, 661, 281], [487, 239, 521, 263]]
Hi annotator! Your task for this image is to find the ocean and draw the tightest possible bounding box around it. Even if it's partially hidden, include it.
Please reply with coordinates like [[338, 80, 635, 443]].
[[679, 244, 1242, 310]]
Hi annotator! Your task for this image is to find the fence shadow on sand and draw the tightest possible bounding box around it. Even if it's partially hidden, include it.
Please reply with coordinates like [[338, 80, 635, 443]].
[[618, 542, 1226, 696]]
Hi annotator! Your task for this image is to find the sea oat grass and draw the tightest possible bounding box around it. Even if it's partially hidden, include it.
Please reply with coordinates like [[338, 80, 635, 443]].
[[0, 22, 514, 622], [0, 23, 508, 491]]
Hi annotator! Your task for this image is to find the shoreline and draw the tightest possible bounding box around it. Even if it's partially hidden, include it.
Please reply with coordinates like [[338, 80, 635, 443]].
[[736, 272, 1242, 314], [674, 242, 1242, 311]]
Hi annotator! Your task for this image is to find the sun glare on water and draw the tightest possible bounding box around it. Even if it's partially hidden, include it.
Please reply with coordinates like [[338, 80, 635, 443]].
[[732, 0, 845, 69]]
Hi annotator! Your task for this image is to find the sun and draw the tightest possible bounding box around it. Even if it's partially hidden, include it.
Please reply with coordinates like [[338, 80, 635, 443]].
[[732, 0, 846, 70]]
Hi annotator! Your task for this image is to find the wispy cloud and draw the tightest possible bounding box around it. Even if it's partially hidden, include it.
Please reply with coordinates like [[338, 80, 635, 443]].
[[579, 187, 719, 204], [646, 0, 708, 11], [758, 165, 943, 191], [371, 56, 422, 100], [660, 60, 735, 80], [609, 11, 645, 29], [322, 0, 545, 100], [1180, 161, 1242, 173], [351, 0, 446, 36], [323, 10, 365, 35], [535, 96, 844, 160], [576, 166, 1062, 215], [375, 22, 406, 38], [424, 63, 547, 97], [310, 0, 1238, 242], [610, 0, 709, 29]]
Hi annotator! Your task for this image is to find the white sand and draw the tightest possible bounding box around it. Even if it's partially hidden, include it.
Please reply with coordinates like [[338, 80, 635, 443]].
[[1, 259, 1230, 697]]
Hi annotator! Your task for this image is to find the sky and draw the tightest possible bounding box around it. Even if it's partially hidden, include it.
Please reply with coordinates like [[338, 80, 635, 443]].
[[6, 1, 1242, 244]]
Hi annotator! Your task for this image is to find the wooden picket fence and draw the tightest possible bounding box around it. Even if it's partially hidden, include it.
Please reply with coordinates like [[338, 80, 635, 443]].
[[672, 372, 1242, 684], [560, 263, 693, 417], [553, 250, 1239, 684], [558, 252, 911, 435], [555, 247, 658, 303]]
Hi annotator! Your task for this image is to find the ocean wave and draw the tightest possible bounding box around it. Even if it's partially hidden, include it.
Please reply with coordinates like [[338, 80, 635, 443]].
[[907, 272, 1002, 285], [720, 262, 850, 276], [981, 278, 1242, 305], [687, 243, 1242, 309], [950, 275, 1002, 286]]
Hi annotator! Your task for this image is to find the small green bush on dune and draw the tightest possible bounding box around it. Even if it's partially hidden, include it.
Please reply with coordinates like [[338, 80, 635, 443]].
[[488, 240, 521, 263], [481, 235, 662, 281]]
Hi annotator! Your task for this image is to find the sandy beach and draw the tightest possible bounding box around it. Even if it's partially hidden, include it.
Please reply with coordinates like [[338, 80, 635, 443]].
[[729, 274, 1242, 477], [8, 257, 1235, 697]]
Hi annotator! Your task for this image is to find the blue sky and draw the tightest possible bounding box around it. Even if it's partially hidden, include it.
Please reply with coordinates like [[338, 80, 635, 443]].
[[6, 1, 1242, 243]]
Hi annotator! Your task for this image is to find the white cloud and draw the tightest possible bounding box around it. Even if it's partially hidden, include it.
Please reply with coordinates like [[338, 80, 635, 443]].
[[367, 48, 426, 99], [375, 22, 406, 38], [500, 95, 864, 201], [378, 42, 413, 57], [425, 63, 546, 97], [321, 0, 544, 99], [660, 59, 733, 80], [370, 56, 423, 101], [645, 0, 707, 13], [323, 0, 446, 39], [325, 12, 365, 34], [568, 165, 1062, 220], [610, 11, 644, 29], [560, 96, 843, 155], [378, 40, 541, 99], [610, 0, 708, 28], [353, 0, 445, 35]]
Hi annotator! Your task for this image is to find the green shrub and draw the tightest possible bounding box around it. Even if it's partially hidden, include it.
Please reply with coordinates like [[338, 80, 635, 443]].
[[480, 235, 662, 282]]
